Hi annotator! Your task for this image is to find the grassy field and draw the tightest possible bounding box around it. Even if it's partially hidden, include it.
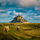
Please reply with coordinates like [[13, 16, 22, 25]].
[[0, 23, 40, 40]]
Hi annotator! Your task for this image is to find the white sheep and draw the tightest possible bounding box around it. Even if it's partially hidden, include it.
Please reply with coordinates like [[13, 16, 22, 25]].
[[3, 26, 9, 32], [17, 25, 19, 31]]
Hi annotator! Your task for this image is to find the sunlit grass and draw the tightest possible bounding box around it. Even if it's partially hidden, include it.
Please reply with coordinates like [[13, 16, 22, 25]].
[[0, 23, 40, 40]]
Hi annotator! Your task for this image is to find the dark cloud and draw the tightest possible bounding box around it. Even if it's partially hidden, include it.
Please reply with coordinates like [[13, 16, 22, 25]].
[[0, 0, 40, 8]]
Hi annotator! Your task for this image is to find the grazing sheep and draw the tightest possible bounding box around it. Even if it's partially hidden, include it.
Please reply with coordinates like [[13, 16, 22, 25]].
[[3, 26, 9, 32], [17, 25, 19, 31]]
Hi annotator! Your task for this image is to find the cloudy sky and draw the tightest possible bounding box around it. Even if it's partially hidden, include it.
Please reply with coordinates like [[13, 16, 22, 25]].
[[0, 0, 40, 23]]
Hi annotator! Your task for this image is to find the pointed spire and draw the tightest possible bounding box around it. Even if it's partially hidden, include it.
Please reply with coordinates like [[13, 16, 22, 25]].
[[18, 13, 21, 17], [18, 13, 19, 16], [18, 13, 20, 16]]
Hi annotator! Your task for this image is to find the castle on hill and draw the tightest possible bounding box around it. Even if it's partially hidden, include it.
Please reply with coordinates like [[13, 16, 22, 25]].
[[10, 14, 30, 23]]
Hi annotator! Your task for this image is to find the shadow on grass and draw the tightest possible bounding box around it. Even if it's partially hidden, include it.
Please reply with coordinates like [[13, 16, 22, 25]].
[[23, 32, 40, 40], [0, 33, 18, 40], [23, 29, 32, 31]]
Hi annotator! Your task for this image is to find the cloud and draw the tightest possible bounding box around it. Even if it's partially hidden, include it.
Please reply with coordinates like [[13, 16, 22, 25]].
[[35, 7, 40, 10], [7, 11, 12, 15], [13, 10, 23, 15], [0, 11, 12, 17], [37, 11, 40, 13], [27, 17, 33, 19], [0, 13, 9, 17], [0, 10, 5, 12], [22, 14, 26, 17], [34, 15, 40, 18], [34, 15, 40, 19], [0, 8, 40, 23], [19, 0, 40, 7], [0, 0, 40, 7], [11, 16, 15, 18]]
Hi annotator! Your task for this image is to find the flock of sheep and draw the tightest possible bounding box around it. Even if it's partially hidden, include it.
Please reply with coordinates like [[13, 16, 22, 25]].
[[3, 25, 19, 32]]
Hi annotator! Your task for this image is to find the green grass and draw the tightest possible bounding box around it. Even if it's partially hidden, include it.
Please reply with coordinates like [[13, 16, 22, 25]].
[[0, 23, 40, 40]]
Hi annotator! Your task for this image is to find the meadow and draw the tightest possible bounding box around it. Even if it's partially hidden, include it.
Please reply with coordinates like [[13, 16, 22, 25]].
[[0, 23, 40, 40]]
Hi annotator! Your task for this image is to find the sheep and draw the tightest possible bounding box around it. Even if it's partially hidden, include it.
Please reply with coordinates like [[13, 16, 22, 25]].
[[17, 25, 19, 31], [3, 26, 9, 32]]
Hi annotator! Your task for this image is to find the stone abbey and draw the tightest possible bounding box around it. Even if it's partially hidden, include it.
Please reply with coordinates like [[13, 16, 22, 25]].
[[10, 14, 30, 23]]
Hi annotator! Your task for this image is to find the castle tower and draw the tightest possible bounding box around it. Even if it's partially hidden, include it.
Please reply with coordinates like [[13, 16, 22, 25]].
[[18, 13, 19, 16], [18, 13, 20, 16], [18, 13, 21, 17], [10, 14, 30, 23]]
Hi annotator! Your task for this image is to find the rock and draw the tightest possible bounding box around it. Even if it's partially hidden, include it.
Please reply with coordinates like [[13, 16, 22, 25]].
[[10, 14, 30, 23]]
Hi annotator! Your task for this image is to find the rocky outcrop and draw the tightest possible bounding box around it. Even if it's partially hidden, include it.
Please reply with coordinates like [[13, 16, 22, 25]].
[[10, 14, 30, 23]]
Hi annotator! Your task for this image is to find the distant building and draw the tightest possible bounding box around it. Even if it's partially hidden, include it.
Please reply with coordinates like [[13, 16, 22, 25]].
[[10, 14, 30, 23]]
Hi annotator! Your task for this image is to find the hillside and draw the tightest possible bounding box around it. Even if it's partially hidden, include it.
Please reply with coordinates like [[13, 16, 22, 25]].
[[0, 23, 40, 40]]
